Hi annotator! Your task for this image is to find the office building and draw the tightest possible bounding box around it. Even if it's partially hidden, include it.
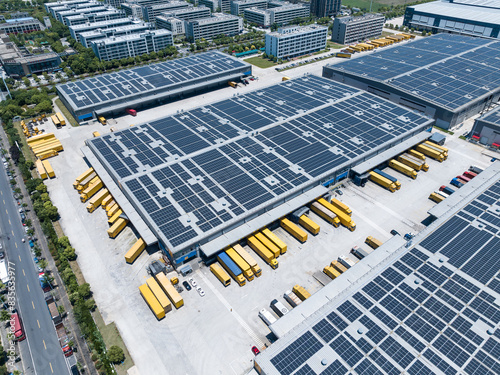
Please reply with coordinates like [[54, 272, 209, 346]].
[[105, 0, 127, 7], [331, 14, 385, 44], [0, 17, 44, 34], [161, 6, 211, 21], [91, 29, 173, 61], [43, 16, 52, 28], [185, 14, 243, 41], [50, 1, 103, 19], [64, 10, 126, 26], [244, 3, 308, 27], [79, 22, 153, 47], [156, 16, 185, 35], [57, 6, 108, 24], [244, 8, 271, 26], [310, 0, 340, 17], [471, 106, 500, 147], [45, 0, 95, 16], [230, 0, 268, 15], [69, 18, 136, 42], [122, 3, 144, 18], [265, 24, 327, 59], [199, 0, 219, 12], [142, 2, 191, 22], [403, 0, 500, 38], [220, 0, 231, 13]]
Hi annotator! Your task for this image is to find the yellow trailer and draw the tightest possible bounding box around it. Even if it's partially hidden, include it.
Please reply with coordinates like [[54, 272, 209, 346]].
[[292, 285, 311, 301], [261, 228, 287, 254], [146, 277, 172, 314], [415, 144, 444, 162], [101, 194, 113, 209], [98, 116, 106, 125], [280, 218, 307, 242], [226, 247, 254, 281], [30, 138, 59, 150], [51, 114, 60, 127], [41, 160, 55, 178], [28, 134, 56, 148], [365, 236, 383, 249], [330, 198, 352, 216], [232, 243, 262, 277], [125, 238, 146, 263], [429, 192, 445, 203], [310, 202, 340, 227], [323, 266, 341, 280], [139, 284, 165, 320], [87, 203, 97, 213], [107, 217, 128, 238], [389, 159, 418, 179], [77, 174, 98, 192], [247, 236, 278, 269], [423, 141, 448, 158], [75, 168, 94, 185], [282, 76, 290, 81], [35, 159, 48, 179], [408, 149, 426, 161], [33, 143, 64, 155], [105, 200, 116, 212], [87, 188, 109, 211], [92, 131, 100, 137], [38, 150, 58, 160], [155, 273, 183, 308], [358, 42, 374, 50], [331, 260, 348, 274], [108, 209, 123, 225], [298, 215, 320, 235], [27, 132, 56, 144], [317, 198, 356, 231], [107, 203, 121, 217], [255, 232, 280, 258], [210, 263, 231, 286], [80, 180, 103, 202], [228, 81, 237, 88], [56, 112, 66, 126], [369, 171, 397, 192]]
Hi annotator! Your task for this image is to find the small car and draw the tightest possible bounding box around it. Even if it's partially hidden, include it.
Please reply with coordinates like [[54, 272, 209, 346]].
[[196, 287, 205, 297], [188, 277, 197, 287], [182, 281, 192, 291], [390, 229, 400, 236], [251, 346, 260, 355]]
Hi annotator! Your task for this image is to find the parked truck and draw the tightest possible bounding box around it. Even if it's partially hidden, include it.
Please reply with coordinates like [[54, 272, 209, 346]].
[[439, 186, 455, 195], [270, 299, 289, 317], [77, 173, 98, 192], [210, 263, 231, 286], [408, 149, 426, 161], [292, 285, 311, 301], [429, 192, 445, 203], [398, 154, 429, 172], [310, 202, 340, 227], [450, 178, 464, 188], [330, 198, 352, 216], [283, 290, 302, 308], [46, 299, 62, 325], [35, 159, 47, 179], [146, 277, 172, 314], [41, 160, 55, 178], [226, 247, 254, 281], [463, 171, 477, 179], [87, 188, 109, 213], [125, 238, 146, 264], [55, 322, 73, 357], [259, 308, 277, 326], [298, 215, 320, 235], [107, 217, 128, 238], [233, 244, 262, 277], [247, 236, 278, 269], [338, 255, 357, 269], [372, 169, 401, 190], [389, 159, 418, 179], [323, 266, 341, 280], [255, 232, 280, 258], [317, 198, 356, 231], [155, 272, 183, 309], [424, 141, 448, 158], [217, 252, 246, 286], [261, 228, 287, 254], [98, 116, 106, 125], [80, 180, 103, 203], [139, 283, 165, 320], [351, 246, 373, 260], [365, 236, 383, 249], [469, 166, 483, 174], [458, 174, 471, 183], [331, 260, 348, 274], [125, 108, 137, 116], [108, 209, 123, 225], [415, 144, 444, 162], [280, 218, 308, 242], [369, 171, 397, 192]]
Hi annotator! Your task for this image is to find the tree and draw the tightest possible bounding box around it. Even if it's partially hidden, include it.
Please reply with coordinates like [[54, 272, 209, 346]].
[[38, 258, 48, 270], [108, 346, 125, 364], [0, 310, 10, 322], [63, 246, 76, 260], [35, 100, 53, 114], [57, 305, 65, 315], [78, 283, 91, 299]]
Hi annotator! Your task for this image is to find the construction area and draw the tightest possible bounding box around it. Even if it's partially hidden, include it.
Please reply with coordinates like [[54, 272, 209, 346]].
[[20, 32, 500, 375]]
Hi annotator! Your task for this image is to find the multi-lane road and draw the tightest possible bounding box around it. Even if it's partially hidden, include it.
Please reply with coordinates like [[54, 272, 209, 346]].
[[0, 156, 70, 375]]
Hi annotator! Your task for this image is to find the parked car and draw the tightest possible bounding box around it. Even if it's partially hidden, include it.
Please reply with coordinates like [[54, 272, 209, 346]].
[[182, 281, 191, 291], [251, 346, 260, 355], [390, 229, 400, 236]]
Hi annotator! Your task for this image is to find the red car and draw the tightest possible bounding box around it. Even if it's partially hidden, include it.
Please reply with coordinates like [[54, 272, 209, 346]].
[[251, 346, 260, 356]]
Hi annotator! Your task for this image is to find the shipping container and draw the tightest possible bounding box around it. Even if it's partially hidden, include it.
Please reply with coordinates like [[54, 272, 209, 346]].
[[27, 132, 56, 144], [146, 277, 172, 314], [292, 285, 311, 301], [80, 180, 103, 203], [338, 255, 357, 269], [125, 238, 146, 264], [217, 252, 246, 286], [108, 209, 123, 225], [389, 159, 417, 179], [139, 284, 165, 320], [247, 236, 278, 269], [107, 217, 127, 238], [331, 260, 347, 274], [155, 273, 183, 309], [38, 150, 58, 160], [372, 169, 401, 190], [369, 171, 396, 192], [323, 266, 341, 280], [298, 215, 320, 235], [226, 247, 254, 281], [280, 218, 308, 242], [310, 202, 340, 227], [330, 198, 352, 216], [261, 228, 287, 254], [270, 299, 289, 317], [450, 178, 464, 188], [210, 263, 231, 286], [439, 186, 455, 196], [429, 192, 445, 203], [469, 166, 483, 174], [415, 144, 444, 162], [233, 244, 262, 277], [35, 159, 48, 179], [317, 198, 356, 231], [259, 308, 277, 326], [365, 236, 383, 249], [255, 232, 280, 258], [351, 246, 373, 260], [283, 290, 302, 308]]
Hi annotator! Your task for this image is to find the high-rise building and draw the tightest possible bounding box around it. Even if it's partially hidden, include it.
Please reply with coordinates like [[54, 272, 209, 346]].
[[310, 0, 340, 17]]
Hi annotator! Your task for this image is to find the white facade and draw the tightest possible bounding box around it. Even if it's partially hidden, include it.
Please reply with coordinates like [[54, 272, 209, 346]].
[[265, 24, 327, 59], [244, 4, 309, 27], [331, 14, 385, 44], [185, 13, 243, 41], [156, 16, 185, 35], [79, 22, 153, 47], [230, 0, 268, 15], [69, 18, 136, 42]]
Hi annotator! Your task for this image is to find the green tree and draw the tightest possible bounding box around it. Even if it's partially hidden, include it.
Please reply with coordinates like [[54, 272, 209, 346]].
[[38, 258, 48, 270], [0, 310, 10, 322], [57, 305, 65, 315], [78, 283, 91, 299], [107, 345, 125, 364]]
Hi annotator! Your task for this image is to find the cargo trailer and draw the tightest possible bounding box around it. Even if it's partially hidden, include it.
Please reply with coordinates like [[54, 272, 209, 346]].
[[270, 299, 289, 317], [280, 218, 307, 242], [365, 236, 383, 249], [298, 215, 320, 235], [80, 180, 103, 203], [247, 236, 278, 269], [389, 159, 417, 179], [331, 260, 347, 274], [259, 308, 277, 326], [469, 166, 483, 174], [338, 255, 357, 269], [261, 228, 287, 254], [450, 178, 464, 188], [351, 246, 373, 259], [323, 266, 341, 280], [146, 277, 172, 314], [369, 171, 396, 192], [310, 202, 340, 227], [232, 244, 262, 277], [408, 149, 426, 160], [139, 284, 165, 320], [283, 290, 301, 308], [372, 169, 401, 190], [217, 252, 246, 286], [292, 285, 311, 301], [330, 198, 352, 216], [210, 263, 231, 286], [316, 198, 356, 231], [107, 217, 127, 238], [155, 273, 183, 308], [226, 247, 254, 281], [255, 232, 280, 258], [429, 192, 445, 203], [439, 186, 455, 195], [125, 238, 146, 264]]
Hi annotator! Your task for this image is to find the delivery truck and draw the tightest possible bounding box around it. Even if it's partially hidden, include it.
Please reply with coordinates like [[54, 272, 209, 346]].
[[283, 290, 302, 308], [439, 186, 455, 195], [292, 285, 311, 301], [365, 236, 383, 249], [270, 299, 289, 317], [310, 202, 340, 227], [317, 198, 356, 231], [389, 159, 418, 179], [298, 215, 320, 235], [247, 236, 278, 269], [259, 308, 277, 326], [280, 218, 308, 242], [330, 198, 352, 216], [338, 255, 357, 269], [255, 232, 280, 258], [262, 228, 287, 254], [372, 169, 401, 190], [323, 266, 341, 280], [331, 260, 348, 274], [369, 171, 397, 192], [226, 247, 254, 281], [351, 246, 373, 260], [217, 252, 246, 286], [210, 263, 231, 286], [233, 244, 262, 277]]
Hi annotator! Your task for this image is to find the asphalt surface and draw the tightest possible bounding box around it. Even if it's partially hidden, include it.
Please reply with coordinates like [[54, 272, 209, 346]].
[[0, 158, 70, 375]]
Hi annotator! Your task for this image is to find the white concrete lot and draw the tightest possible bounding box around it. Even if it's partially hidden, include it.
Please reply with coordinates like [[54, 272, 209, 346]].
[[36, 48, 496, 375]]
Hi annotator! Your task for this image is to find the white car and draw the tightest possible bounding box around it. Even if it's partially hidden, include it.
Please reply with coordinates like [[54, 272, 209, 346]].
[[196, 287, 205, 297], [188, 277, 197, 287]]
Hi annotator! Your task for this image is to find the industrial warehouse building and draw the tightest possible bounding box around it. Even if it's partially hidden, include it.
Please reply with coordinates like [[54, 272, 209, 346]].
[[81, 74, 433, 265], [323, 34, 500, 130], [265, 25, 328, 59], [331, 14, 385, 45], [255, 161, 500, 375], [471, 106, 500, 148], [56, 51, 251, 121], [403, 0, 500, 38]]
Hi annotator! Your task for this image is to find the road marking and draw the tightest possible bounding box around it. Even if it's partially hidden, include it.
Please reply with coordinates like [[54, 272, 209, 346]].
[[2, 199, 4, 204], [8, 219, 10, 225], [197, 271, 265, 348], [43, 340, 46, 350], [27, 284, 30, 292], [22, 269, 25, 276], [32, 301, 35, 310], [15, 243, 17, 248], [11, 230, 14, 236], [18, 255, 21, 261], [5, 209, 7, 214], [37, 320, 40, 329], [50, 362, 53, 373]]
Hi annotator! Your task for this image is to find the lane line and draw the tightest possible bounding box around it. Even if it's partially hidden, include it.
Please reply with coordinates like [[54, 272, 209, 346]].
[[18, 255, 21, 261], [43, 340, 46, 350], [32, 301, 35, 309], [5, 209, 7, 214], [27, 284, 30, 292], [15, 242, 17, 248], [50, 362, 53, 373], [12, 230, 14, 236], [37, 320, 40, 329], [22, 269, 25, 276], [8, 219, 10, 225]]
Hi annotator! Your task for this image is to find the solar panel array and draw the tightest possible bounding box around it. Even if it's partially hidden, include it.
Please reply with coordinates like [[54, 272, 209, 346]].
[[327, 34, 500, 110], [57, 51, 248, 111], [259, 179, 500, 375], [86, 75, 430, 254], [478, 106, 500, 126]]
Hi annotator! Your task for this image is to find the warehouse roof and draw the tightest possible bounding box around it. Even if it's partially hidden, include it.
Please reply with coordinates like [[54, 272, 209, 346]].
[[56, 51, 250, 114], [407, 1, 500, 24], [85, 75, 432, 257], [445, 0, 500, 9], [256, 161, 500, 375], [325, 34, 500, 112], [476, 106, 500, 126]]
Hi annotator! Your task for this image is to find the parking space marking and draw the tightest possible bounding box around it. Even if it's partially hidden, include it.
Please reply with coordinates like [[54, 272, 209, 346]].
[[353, 210, 391, 239], [197, 271, 265, 348]]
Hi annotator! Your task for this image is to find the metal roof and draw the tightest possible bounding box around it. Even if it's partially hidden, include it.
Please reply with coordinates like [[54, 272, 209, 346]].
[[408, 1, 500, 24], [475, 106, 500, 126]]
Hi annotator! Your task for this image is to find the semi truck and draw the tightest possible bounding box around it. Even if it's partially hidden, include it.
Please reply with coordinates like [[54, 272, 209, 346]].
[[369, 171, 397, 192], [298, 215, 320, 235], [98, 116, 106, 125], [108, 209, 124, 225], [365, 236, 383, 249], [429, 192, 445, 203], [439, 186, 455, 195], [259, 308, 277, 326], [331, 260, 347, 274], [338, 255, 357, 269], [280, 218, 308, 242], [41, 160, 55, 178], [80, 180, 103, 202], [389, 159, 417, 179], [87, 188, 109, 212], [283, 290, 302, 308], [450, 178, 464, 188], [408, 149, 426, 160], [210, 263, 231, 286], [101, 194, 114, 209], [77, 173, 97, 191], [351, 246, 373, 260], [330, 198, 352, 216], [233, 244, 262, 277], [415, 144, 444, 162], [457, 174, 471, 183], [35, 159, 47, 179], [125, 238, 146, 264], [424, 141, 448, 157], [107, 203, 121, 217], [255, 232, 280, 258], [398, 154, 429, 172], [107, 217, 128, 238], [372, 169, 401, 190], [317, 198, 356, 231], [247, 236, 278, 269], [270, 299, 289, 317], [469, 166, 483, 174], [217, 252, 246, 286], [323, 266, 341, 280], [226, 247, 254, 281], [46, 298, 62, 325], [146, 277, 172, 314], [139, 283, 165, 320], [463, 171, 477, 179], [292, 285, 311, 301], [310, 202, 340, 227], [155, 272, 183, 308], [262, 228, 287, 254]]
